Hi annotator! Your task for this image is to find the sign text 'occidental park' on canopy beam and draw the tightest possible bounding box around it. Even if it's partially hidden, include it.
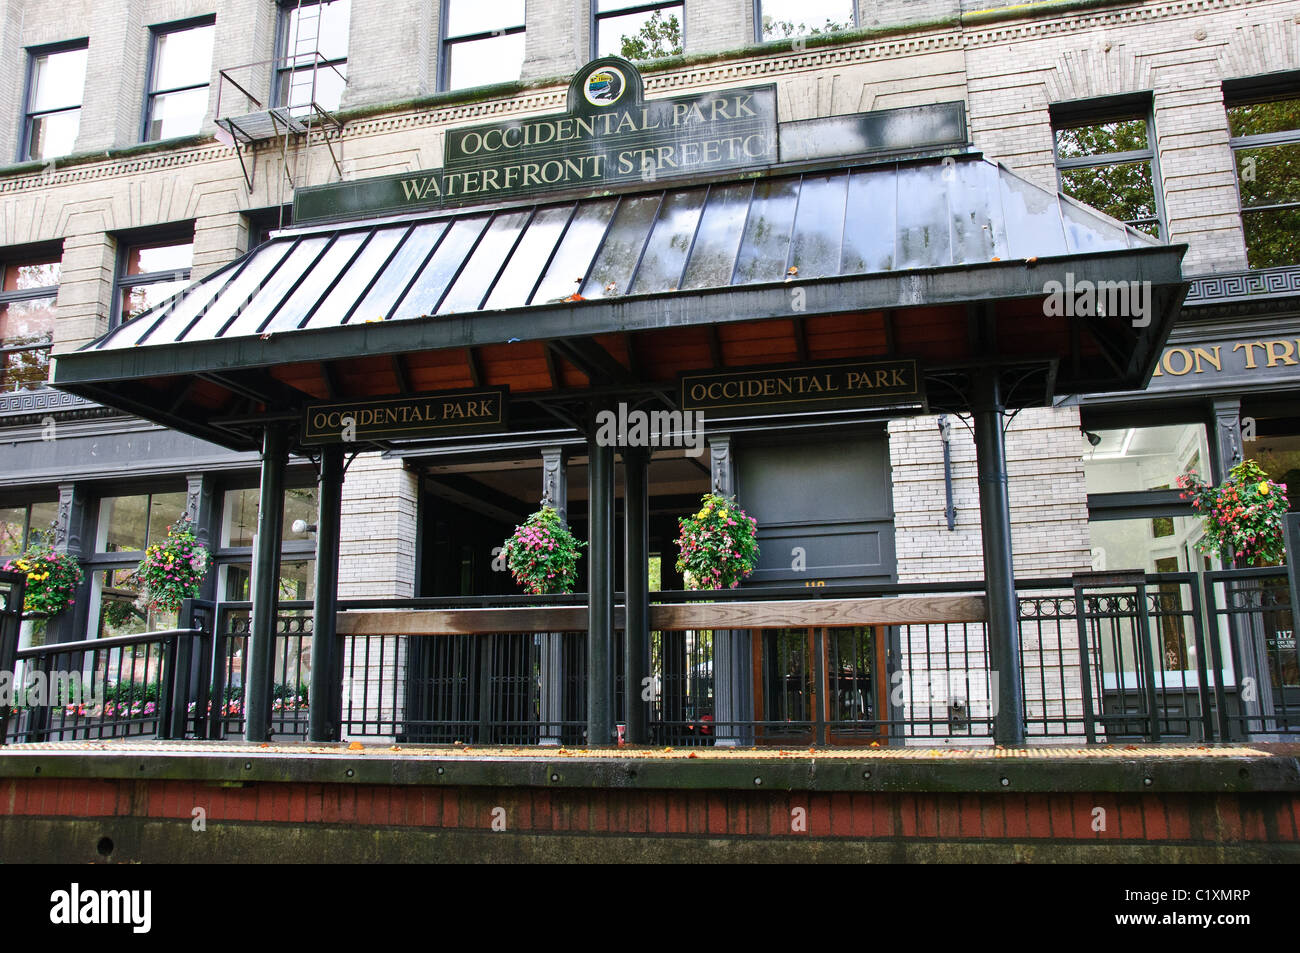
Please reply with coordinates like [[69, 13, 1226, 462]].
[[296, 58, 781, 224]]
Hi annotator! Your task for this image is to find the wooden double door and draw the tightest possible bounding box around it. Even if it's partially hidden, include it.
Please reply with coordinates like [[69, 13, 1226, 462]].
[[752, 626, 888, 745]]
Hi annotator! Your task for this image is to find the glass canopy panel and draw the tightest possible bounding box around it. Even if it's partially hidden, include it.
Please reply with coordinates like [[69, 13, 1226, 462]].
[[305, 226, 406, 328], [895, 163, 952, 269], [787, 173, 848, 279], [732, 177, 800, 284], [629, 187, 707, 294], [176, 241, 293, 342], [582, 195, 662, 299], [484, 204, 575, 310], [946, 159, 1002, 263], [439, 210, 532, 314], [274, 230, 368, 331], [680, 182, 753, 290], [1060, 194, 1132, 254], [529, 198, 618, 304], [998, 167, 1069, 259], [219, 236, 332, 337], [391, 215, 491, 319], [840, 167, 896, 274], [351, 223, 447, 321]]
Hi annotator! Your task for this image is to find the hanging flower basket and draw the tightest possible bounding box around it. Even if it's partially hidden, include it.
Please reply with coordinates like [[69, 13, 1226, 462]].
[[675, 493, 760, 590], [1177, 460, 1289, 567], [0, 547, 82, 617], [500, 506, 586, 595], [135, 514, 210, 613]]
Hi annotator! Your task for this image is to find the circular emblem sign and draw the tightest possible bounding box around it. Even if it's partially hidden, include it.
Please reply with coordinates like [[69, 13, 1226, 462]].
[[583, 67, 626, 107]]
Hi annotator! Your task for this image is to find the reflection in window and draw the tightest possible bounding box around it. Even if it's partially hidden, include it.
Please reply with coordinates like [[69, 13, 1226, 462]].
[[96, 492, 187, 553], [221, 487, 319, 547], [1082, 423, 1210, 496], [116, 236, 193, 325], [757, 0, 854, 42], [144, 19, 215, 141], [595, 1, 683, 60], [23, 42, 88, 161], [276, 0, 350, 114], [0, 501, 58, 555], [1244, 420, 1300, 504], [1053, 108, 1162, 237], [441, 0, 525, 92], [0, 255, 60, 392], [1227, 91, 1300, 269], [221, 560, 316, 601]]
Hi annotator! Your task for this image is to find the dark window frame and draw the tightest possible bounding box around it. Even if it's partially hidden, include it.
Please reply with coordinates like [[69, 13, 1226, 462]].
[[1050, 92, 1167, 239], [592, 0, 685, 61], [19, 38, 89, 163], [244, 205, 294, 250], [1223, 72, 1300, 271], [752, 0, 856, 45], [110, 224, 195, 330], [273, 0, 349, 114], [439, 0, 526, 93], [141, 15, 216, 143], [0, 242, 63, 394]]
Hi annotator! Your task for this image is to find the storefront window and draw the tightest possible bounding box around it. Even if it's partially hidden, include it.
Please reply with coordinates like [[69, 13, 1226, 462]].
[[1227, 90, 1300, 269], [757, 0, 855, 41], [0, 501, 58, 555], [220, 559, 315, 602], [595, 1, 683, 59], [95, 492, 187, 553], [1082, 422, 1210, 495], [1243, 421, 1300, 504], [220, 487, 318, 547]]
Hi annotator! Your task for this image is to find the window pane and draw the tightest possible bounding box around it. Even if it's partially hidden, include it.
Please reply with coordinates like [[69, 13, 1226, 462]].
[[27, 502, 57, 548], [1055, 118, 1148, 159], [147, 87, 208, 140], [0, 297, 57, 346], [152, 24, 214, 91], [147, 492, 188, 547], [598, 7, 682, 59], [100, 495, 150, 553], [446, 0, 524, 37], [221, 559, 315, 601], [5, 260, 60, 291], [26, 109, 80, 160], [121, 279, 188, 322], [1246, 425, 1300, 501], [283, 63, 347, 112], [1243, 207, 1300, 270], [1228, 95, 1300, 138], [222, 487, 318, 547], [1235, 142, 1300, 208], [0, 344, 50, 391], [759, 0, 855, 39], [1082, 423, 1210, 495], [0, 508, 26, 556], [286, 0, 351, 61], [1059, 160, 1157, 225], [445, 32, 525, 90], [30, 47, 87, 111]]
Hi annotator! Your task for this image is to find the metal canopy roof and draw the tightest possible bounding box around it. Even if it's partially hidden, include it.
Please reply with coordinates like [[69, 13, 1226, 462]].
[[50, 152, 1187, 451]]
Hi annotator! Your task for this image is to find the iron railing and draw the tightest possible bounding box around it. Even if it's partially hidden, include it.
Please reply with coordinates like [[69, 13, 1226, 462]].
[[1, 568, 1296, 746]]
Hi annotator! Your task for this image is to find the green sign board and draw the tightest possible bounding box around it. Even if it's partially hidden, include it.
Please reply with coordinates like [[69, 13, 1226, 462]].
[[680, 360, 924, 417], [295, 58, 777, 224], [302, 388, 508, 444]]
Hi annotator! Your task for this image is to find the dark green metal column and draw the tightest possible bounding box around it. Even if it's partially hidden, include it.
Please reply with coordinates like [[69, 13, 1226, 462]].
[[309, 444, 344, 742], [245, 424, 288, 743], [972, 369, 1025, 746], [623, 447, 650, 745], [587, 414, 616, 747]]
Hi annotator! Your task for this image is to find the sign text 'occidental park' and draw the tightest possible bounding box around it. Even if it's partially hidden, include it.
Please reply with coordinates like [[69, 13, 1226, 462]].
[[295, 58, 777, 223]]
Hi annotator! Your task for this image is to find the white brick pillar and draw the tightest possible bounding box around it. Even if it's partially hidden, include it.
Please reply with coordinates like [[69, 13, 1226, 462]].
[[343, 0, 436, 106], [192, 212, 249, 281], [523, 0, 587, 81], [52, 232, 117, 354]]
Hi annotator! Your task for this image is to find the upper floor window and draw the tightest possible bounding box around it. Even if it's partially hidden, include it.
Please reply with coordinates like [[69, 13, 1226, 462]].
[[245, 205, 294, 250], [276, 0, 350, 114], [115, 234, 193, 326], [1226, 79, 1300, 270], [1051, 98, 1163, 238], [21, 41, 88, 162], [441, 0, 525, 92], [144, 17, 215, 141], [756, 0, 855, 42], [595, 1, 683, 60], [0, 253, 61, 393]]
